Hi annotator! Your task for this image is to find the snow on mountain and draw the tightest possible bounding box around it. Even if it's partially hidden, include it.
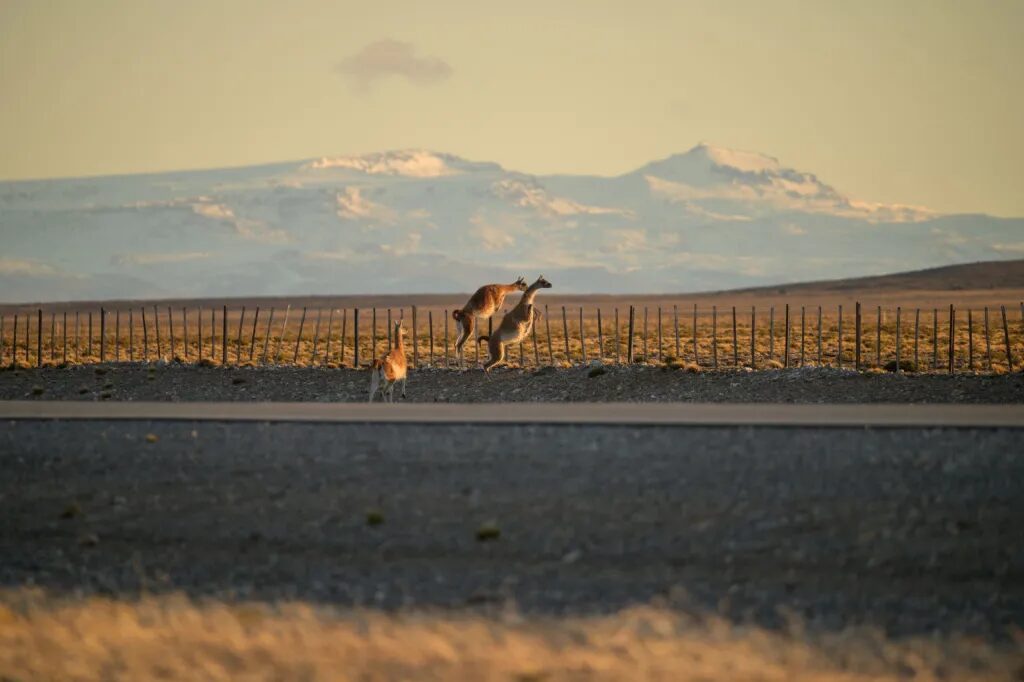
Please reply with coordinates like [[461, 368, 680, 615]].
[[0, 146, 1020, 301]]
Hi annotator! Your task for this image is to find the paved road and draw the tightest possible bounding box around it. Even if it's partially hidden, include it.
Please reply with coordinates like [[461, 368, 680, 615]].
[[3, 400, 1024, 427], [2, 416, 1022, 639]]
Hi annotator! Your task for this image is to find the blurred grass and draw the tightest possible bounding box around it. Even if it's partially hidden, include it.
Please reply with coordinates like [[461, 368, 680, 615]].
[[0, 591, 1020, 681]]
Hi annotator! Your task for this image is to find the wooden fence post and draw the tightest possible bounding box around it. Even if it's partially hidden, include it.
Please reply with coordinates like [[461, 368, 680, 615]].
[[247, 307, 260, 362], [427, 310, 434, 367], [127, 309, 133, 363], [74, 311, 80, 362], [614, 308, 621, 364], [323, 308, 334, 367], [1001, 305, 1014, 371], [233, 307, 245, 365], [656, 306, 662, 363], [948, 304, 955, 374], [854, 302, 861, 371], [114, 310, 120, 361], [167, 306, 176, 361], [913, 308, 920, 370], [443, 309, 450, 368], [768, 306, 774, 361], [0, 314, 4, 366], [50, 312, 56, 362], [88, 311, 93, 358], [36, 309, 43, 367], [932, 308, 938, 370], [209, 308, 215, 362], [181, 308, 188, 361], [24, 313, 29, 364], [198, 307, 203, 361], [545, 305, 554, 365], [293, 307, 307, 365], [783, 304, 790, 368], [581, 307, 588, 363], [750, 306, 756, 369], [221, 305, 228, 366], [310, 308, 322, 365], [731, 306, 738, 367], [837, 305, 843, 369], [561, 306, 570, 363], [10, 315, 16, 365], [597, 308, 604, 361], [387, 309, 393, 350], [817, 305, 823, 366], [692, 303, 698, 366], [274, 305, 290, 364], [799, 306, 805, 367], [627, 305, 635, 364], [674, 305, 680, 358], [372, 308, 378, 361], [63, 311, 68, 364], [411, 306, 419, 369], [98, 308, 105, 364], [875, 306, 882, 368], [340, 309, 348, 367], [141, 308, 148, 362], [895, 306, 902, 372], [967, 309, 974, 371], [475, 316, 481, 366], [352, 308, 359, 368], [983, 307, 993, 370], [642, 307, 649, 362], [711, 305, 718, 369], [532, 316, 540, 366], [260, 308, 276, 365]]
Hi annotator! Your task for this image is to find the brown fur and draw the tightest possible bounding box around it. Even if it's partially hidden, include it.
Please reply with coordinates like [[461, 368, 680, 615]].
[[478, 276, 552, 371], [369, 321, 407, 402], [453, 277, 528, 354]]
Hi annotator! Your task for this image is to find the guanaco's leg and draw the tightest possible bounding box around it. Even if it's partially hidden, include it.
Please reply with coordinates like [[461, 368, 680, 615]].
[[454, 314, 474, 355], [483, 337, 506, 372]]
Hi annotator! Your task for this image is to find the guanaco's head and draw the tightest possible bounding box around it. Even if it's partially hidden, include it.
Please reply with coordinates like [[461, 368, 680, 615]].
[[533, 275, 552, 289], [513, 276, 528, 291], [394, 319, 404, 338]]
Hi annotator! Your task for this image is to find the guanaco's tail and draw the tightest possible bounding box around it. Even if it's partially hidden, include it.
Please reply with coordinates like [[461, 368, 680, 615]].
[[452, 309, 465, 321]]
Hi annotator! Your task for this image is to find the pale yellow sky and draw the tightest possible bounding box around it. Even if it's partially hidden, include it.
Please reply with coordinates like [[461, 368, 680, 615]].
[[1, 0, 1022, 215]]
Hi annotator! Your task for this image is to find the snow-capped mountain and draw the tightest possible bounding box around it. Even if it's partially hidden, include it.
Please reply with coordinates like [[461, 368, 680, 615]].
[[1, 144, 1021, 302]]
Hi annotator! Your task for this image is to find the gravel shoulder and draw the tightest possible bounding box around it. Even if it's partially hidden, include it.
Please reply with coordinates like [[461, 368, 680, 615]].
[[2, 420, 1022, 640], [2, 364, 1023, 403]]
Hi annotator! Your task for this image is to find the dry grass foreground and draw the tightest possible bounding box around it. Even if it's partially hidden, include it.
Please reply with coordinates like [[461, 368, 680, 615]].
[[1, 592, 1021, 681]]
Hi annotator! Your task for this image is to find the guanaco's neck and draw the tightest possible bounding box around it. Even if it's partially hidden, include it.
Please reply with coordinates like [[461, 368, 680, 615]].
[[520, 283, 544, 306], [395, 328, 405, 352]]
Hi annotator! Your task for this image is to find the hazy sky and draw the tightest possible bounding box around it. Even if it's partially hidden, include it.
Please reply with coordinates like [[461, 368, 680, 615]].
[[1, 0, 1022, 216]]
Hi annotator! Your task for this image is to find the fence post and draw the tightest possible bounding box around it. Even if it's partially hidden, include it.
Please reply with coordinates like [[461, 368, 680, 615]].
[[532, 316, 540, 366], [11, 315, 16, 365], [932, 308, 938, 371], [597, 308, 604, 361], [692, 303, 698, 366], [293, 307, 307, 365], [167, 306, 175, 361], [837, 305, 843, 369], [913, 309, 920, 370], [895, 306, 902, 373], [127, 309, 133, 363], [141, 308, 149, 362], [340, 309, 348, 367], [198, 307, 203, 361], [799, 306, 805, 367], [674, 305, 680, 358], [876, 306, 882, 368], [98, 308, 105, 364], [181, 308, 189, 361], [233, 307, 245, 365], [372, 308, 378, 362], [0, 314, 4, 366], [221, 305, 228, 366], [614, 308, 621, 364], [74, 311, 80, 362], [983, 307, 993, 371], [1002, 305, 1014, 371], [768, 306, 774, 361], [561, 306, 570, 363], [428, 310, 435, 367], [352, 308, 360, 368], [577, 307, 586, 363], [323, 308, 334, 367], [967, 309, 974, 371], [627, 305, 635, 364], [36, 309, 43, 367], [63, 311, 68, 364], [732, 306, 738, 367], [545, 305, 554, 365], [783, 304, 790, 368], [88, 311, 94, 358], [411, 306, 419, 369], [443, 309, 450, 368], [114, 310, 120, 361], [656, 306, 662, 363], [854, 302, 861, 371], [247, 307, 260, 362], [50, 312, 56, 362], [948, 304, 955, 374], [310, 308, 322, 365], [24, 313, 29, 364], [387, 309, 393, 350], [711, 305, 718, 369], [817, 305, 823, 366], [750, 306, 756, 369], [274, 305, 290, 364], [260, 308, 276, 365]]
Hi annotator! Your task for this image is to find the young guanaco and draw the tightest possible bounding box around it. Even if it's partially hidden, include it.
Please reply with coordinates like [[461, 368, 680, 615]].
[[369, 320, 407, 402], [452, 276, 528, 357], [477, 275, 552, 371]]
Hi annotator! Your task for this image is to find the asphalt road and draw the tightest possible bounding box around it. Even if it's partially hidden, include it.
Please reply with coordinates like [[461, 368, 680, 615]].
[[3, 400, 1024, 426], [1, 416, 1021, 639]]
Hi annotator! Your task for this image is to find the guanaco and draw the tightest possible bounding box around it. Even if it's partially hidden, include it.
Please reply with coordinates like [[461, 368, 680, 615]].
[[477, 275, 552, 371], [452, 276, 528, 356], [369, 320, 407, 402]]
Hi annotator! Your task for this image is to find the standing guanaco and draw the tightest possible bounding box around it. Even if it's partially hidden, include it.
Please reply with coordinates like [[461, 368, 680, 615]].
[[452, 277, 528, 357], [477, 275, 552, 371], [369, 320, 407, 402]]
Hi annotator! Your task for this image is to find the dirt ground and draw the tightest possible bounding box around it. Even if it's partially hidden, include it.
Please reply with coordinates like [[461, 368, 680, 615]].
[[1, 363, 1022, 404]]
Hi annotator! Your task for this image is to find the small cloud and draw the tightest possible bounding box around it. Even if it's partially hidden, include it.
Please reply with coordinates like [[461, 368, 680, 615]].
[[111, 252, 212, 267], [336, 39, 452, 92], [992, 242, 1024, 254]]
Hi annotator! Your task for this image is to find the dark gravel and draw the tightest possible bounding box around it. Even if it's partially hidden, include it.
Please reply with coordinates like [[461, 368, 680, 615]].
[[2, 363, 1023, 403], [2, 420, 1022, 639]]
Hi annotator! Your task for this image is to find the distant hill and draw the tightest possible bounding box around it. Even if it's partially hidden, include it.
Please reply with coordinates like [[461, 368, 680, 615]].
[[726, 259, 1024, 295]]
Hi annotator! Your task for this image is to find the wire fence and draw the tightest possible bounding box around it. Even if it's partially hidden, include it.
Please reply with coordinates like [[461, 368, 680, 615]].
[[1, 301, 1022, 373]]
